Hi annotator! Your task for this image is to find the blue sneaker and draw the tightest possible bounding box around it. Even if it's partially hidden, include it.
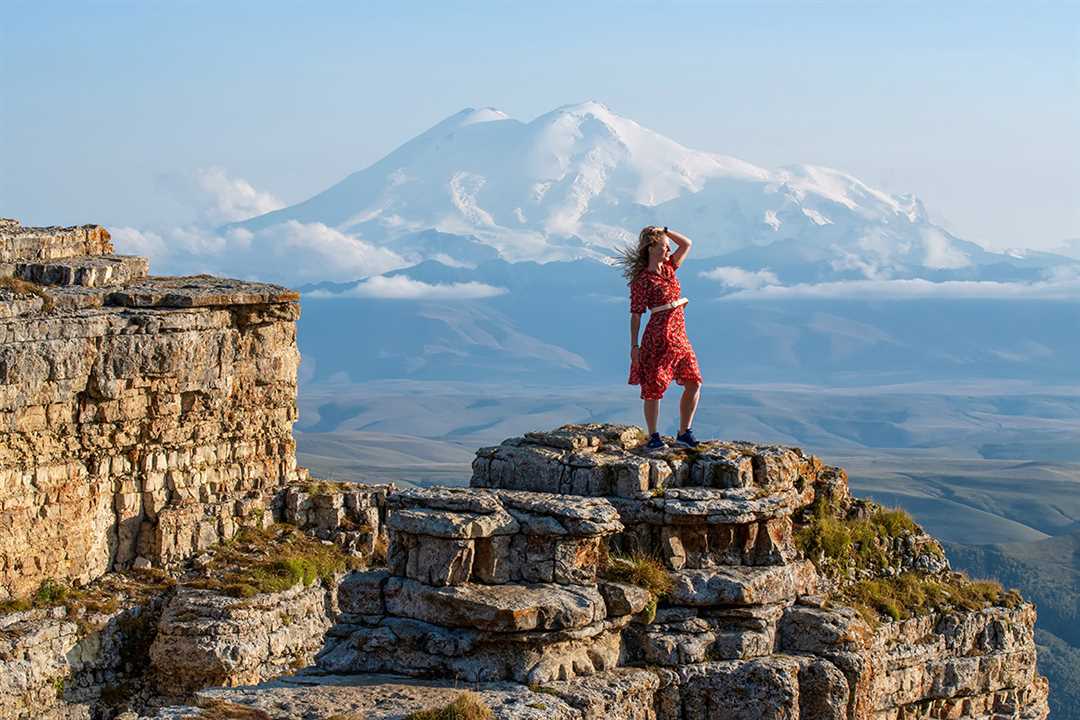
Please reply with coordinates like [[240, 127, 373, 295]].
[[674, 428, 700, 448], [644, 432, 666, 450]]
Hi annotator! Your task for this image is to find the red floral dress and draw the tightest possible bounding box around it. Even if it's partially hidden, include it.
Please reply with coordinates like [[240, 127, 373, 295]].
[[628, 261, 703, 400]]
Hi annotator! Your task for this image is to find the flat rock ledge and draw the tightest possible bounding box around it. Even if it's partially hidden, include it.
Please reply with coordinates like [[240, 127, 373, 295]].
[[140, 669, 660, 720]]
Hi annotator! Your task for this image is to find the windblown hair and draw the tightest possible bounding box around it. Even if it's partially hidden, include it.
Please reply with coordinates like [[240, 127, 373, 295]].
[[613, 226, 667, 283]]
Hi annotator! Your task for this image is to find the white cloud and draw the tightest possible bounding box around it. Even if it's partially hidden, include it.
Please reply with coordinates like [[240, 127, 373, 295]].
[[113, 220, 410, 286], [719, 274, 1080, 301], [922, 227, 971, 269], [192, 166, 285, 224], [111, 167, 421, 286], [308, 275, 508, 300], [700, 266, 780, 290], [1052, 238, 1080, 260], [111, 226, 168, 257]]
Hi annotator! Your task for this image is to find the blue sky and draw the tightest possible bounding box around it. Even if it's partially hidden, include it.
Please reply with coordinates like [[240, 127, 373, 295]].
[[2, 0, 1077, 250]]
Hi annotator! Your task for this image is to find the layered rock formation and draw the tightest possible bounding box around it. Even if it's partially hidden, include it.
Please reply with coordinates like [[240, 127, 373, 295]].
[[468, 426, 1049, 720], [0, 219, 301, 600], [318, 486, 645, 684], [188, 424, 1047, 720]]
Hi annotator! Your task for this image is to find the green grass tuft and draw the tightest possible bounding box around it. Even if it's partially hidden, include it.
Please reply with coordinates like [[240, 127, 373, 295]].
[[186, 524, 363, 598], [797, 496, 1023, 625], [842, 572, 1022, 627], [796, 499, 928, 579]]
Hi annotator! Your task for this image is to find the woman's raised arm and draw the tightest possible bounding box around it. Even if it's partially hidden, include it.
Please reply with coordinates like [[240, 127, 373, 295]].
[[666, 228, 692, 268]]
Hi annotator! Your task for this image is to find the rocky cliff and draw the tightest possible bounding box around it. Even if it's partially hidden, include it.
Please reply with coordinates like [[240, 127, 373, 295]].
[[0, 219, 301, 599], [0, 220, 1049, 720]]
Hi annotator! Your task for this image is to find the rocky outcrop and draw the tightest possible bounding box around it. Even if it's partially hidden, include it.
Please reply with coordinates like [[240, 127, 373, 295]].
[[0, 220, 302, 600], [133, 424, 1048, 720], [149, 583, 336, 697], [466, 425, 1049, 720], [0, 576, 167, 720], [279, 481, 391, 556], [781, 601, 1048, 720], [0, 611, 82, 719], [318, 487, 644, 684]]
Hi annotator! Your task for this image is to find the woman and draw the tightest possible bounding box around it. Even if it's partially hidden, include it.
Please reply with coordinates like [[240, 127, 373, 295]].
[[616, 226, 703, 450]]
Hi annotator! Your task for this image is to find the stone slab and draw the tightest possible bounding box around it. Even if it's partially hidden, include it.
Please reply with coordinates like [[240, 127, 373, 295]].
[[16, 254, 149, 288], [106, 275, 299, 308], [667, 560, 818, 607], [0, 220, 113, 262], [383, 576, 608, 632]]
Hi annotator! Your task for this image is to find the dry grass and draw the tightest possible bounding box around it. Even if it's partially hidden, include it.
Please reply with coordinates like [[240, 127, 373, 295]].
[[405, 692, 493, 720], [195, 699, 273, 719], [0, 569, 175, 639], [303, 479, 352, 497], [602, 552, 674, 598], [0, 276, 54, 312]]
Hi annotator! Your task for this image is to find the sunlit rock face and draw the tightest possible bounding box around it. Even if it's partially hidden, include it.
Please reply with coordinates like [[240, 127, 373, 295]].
[[0, 219, 303, 600]]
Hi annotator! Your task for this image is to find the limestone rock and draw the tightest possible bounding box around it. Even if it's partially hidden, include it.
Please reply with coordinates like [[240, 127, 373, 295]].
[[382, 577, 608, 632], [387, 488, 622, 587], [667, 561, 817, 607], [0, 223, 302, 599], [0, 220, 112, 262], [15, 255, 148, 288], [149, 583, 335, 697], [144, 671, 658, 720], [281, 482, 390, 555]]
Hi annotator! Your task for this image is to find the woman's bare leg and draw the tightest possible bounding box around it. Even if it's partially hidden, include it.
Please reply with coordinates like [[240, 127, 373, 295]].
[[679, 381, 701, 433], [643, 399, 660, 435]]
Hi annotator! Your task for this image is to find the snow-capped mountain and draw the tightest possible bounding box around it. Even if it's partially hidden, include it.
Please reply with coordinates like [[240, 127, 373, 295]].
[[233, 101, 1055, 280]]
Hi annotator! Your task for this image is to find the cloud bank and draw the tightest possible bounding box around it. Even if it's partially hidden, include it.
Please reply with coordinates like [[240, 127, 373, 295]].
[[308, 275, 508, 300], [719, 273, 1080, 301], [193, 167, 286, 224], [113, 168, 410, 285], [114, 221, 409, 285]]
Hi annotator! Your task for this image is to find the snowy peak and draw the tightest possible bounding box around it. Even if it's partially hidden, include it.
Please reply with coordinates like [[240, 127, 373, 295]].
[[454, 107, 512, 126], [771, 164, 926, 224], [233, 102, 1025, 279]]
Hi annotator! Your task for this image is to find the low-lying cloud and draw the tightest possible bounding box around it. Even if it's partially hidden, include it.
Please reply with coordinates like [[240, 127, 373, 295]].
[[307, 275, 507, 300], [719, 274, 1080, 301], [112, 168, 412, 286], [700, 265, 780, 289], [193, 167, 286, 224], [114, 220, 409, 285], [156, 166, 285, 225]]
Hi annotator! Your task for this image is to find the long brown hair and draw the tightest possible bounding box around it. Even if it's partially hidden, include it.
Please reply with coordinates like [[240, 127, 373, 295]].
[[613, 226, 666, 283]]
